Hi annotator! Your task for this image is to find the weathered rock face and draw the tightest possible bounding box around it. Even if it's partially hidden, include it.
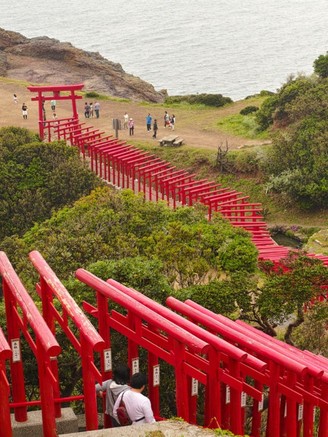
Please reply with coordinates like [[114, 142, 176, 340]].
[[0, 28, 166, 103]]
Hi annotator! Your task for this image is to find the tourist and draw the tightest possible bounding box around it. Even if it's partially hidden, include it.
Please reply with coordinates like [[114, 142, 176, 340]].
[[128, 118, 134, 136], [21, 103, 28, 119], [50, 99, 56, 111], [170, 115, 176, 130], [113, 372, 155, 425], [84, 102, 90, 118], [123, 112, 129, 129], [146, 113, 152, 132], [13, 94, 18, 104], [164, 111, 170, 127], [94, 101, 100, 118], [152, 119, 158, 138], [96, 364, 130, 428], [89, 102, 94, 118]]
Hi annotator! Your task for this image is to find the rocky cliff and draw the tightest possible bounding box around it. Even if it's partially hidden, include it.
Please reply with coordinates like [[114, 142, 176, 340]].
[[0, 28, 166, 103]]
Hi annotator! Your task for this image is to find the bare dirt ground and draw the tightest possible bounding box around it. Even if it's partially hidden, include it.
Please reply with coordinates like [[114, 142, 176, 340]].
[[0, 79, 266, 150]]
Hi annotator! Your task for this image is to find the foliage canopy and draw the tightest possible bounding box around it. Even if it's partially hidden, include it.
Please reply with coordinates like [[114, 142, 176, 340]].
[[0, 127, 101, 240], [254, 62, 328, 208]]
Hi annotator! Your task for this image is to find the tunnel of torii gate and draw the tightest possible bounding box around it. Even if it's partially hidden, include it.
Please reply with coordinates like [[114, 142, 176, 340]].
[[27, 84, 84, 141]]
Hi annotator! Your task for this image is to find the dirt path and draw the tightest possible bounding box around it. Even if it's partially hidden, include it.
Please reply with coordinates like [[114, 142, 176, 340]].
[[0, 79, 265, 150]]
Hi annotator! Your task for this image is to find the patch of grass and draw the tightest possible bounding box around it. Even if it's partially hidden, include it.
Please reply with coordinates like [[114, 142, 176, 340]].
[[217, 114, 269, 140], [83, 90, 130, 102], [132, 142, 217, 173]]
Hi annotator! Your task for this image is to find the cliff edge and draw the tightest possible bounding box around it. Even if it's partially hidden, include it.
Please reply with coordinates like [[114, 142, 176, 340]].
[[0, 28, 166, 103]]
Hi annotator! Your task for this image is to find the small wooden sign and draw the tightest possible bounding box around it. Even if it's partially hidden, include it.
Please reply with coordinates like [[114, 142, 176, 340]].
[[11, 339, 21, 363], [153, 364, 160, 387], [132, 357, 139, 374], [104, 349, 112, 372], [191, 378, 199, 397]]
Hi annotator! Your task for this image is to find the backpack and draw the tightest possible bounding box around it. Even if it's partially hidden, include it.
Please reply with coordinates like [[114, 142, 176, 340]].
[[116, 391, 132, 426]]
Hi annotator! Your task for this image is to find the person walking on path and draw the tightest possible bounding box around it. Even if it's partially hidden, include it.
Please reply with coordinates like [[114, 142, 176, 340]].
[[123, 112, 129, 129], [94, 101, 100, 118], [164, 111, 170, 127], [170, 114, 176, 130], [89, 102, 94, 118], [113, 372, 155, 425], [152, 119, 158, 138], [13, 94, 18, 104], [146, 113, 152, 132], [84, 102, 90, 118], [128, 118, 134, 136], [50, 99, 56, 111], [96, 364, 130, 428], [21, 103, 28, 119]]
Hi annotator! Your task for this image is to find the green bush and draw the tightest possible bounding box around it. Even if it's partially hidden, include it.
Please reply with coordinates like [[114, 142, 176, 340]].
[[165, 93, 233, 107], [222, 149, 261, 175], [255, 75, 314, 130], [0, 127, 101, 240], [313, 52, 328, 78], [239, 105, 259, 115], [85, 91, 100, 98]]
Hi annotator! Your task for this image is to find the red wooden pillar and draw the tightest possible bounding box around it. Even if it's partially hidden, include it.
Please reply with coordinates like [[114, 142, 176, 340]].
[[251, 381, 264, 437], [71, 91, 79, 120], [80, 335, 99, 430], [36, 338, 58, 437], [318, 383, 328, 437], [229, 359, 243, 436], [38, 276, 61, 418], [3, 280, 27, 422], [266, 362, 281, 437], [0, 329, 13, 437], [173, 340, 190, 421], [147, 339, 160, 419]]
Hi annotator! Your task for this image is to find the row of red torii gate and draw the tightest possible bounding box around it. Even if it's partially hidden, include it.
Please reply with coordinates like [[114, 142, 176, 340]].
[[0, 84, 327, 437]]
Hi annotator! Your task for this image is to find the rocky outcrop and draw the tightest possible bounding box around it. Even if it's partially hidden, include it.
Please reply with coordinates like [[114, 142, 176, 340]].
[[0, 28, 166, 103]]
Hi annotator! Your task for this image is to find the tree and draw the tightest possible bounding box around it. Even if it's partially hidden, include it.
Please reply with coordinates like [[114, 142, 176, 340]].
[[249, 252, 328, 343], [255, 75, 314, 131], [292, 301, 328, 355], [261, 77, 328, 208], [0, 128, 102, 240], [313, 52, 328, 78]]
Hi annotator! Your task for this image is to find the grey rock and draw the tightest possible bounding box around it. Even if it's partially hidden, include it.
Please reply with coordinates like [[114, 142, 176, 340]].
[[0, 27, 166, 103]]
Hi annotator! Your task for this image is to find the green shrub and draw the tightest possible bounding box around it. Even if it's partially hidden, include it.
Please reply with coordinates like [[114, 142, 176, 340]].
[[240, 105, 259, 115], [165, 93, 233, 107], [313, 52, 328, 78], [220, 149, 261, 175], [85, 91, 100, 98]]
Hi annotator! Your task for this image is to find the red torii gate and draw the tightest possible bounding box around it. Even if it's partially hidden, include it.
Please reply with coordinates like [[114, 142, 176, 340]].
[[28, 84, 84, 140], [75, 268, 265, 434], [0, 252, 62, 437], [29, 250, 105, 431]]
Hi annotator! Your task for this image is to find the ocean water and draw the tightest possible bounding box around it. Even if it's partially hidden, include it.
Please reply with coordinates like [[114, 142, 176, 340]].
[[0, 0, 327, 100]]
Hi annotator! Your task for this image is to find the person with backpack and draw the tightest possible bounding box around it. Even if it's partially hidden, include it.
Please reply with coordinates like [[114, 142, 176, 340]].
[[96, 364, 130, 428], [113, 372, 155, 426]]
